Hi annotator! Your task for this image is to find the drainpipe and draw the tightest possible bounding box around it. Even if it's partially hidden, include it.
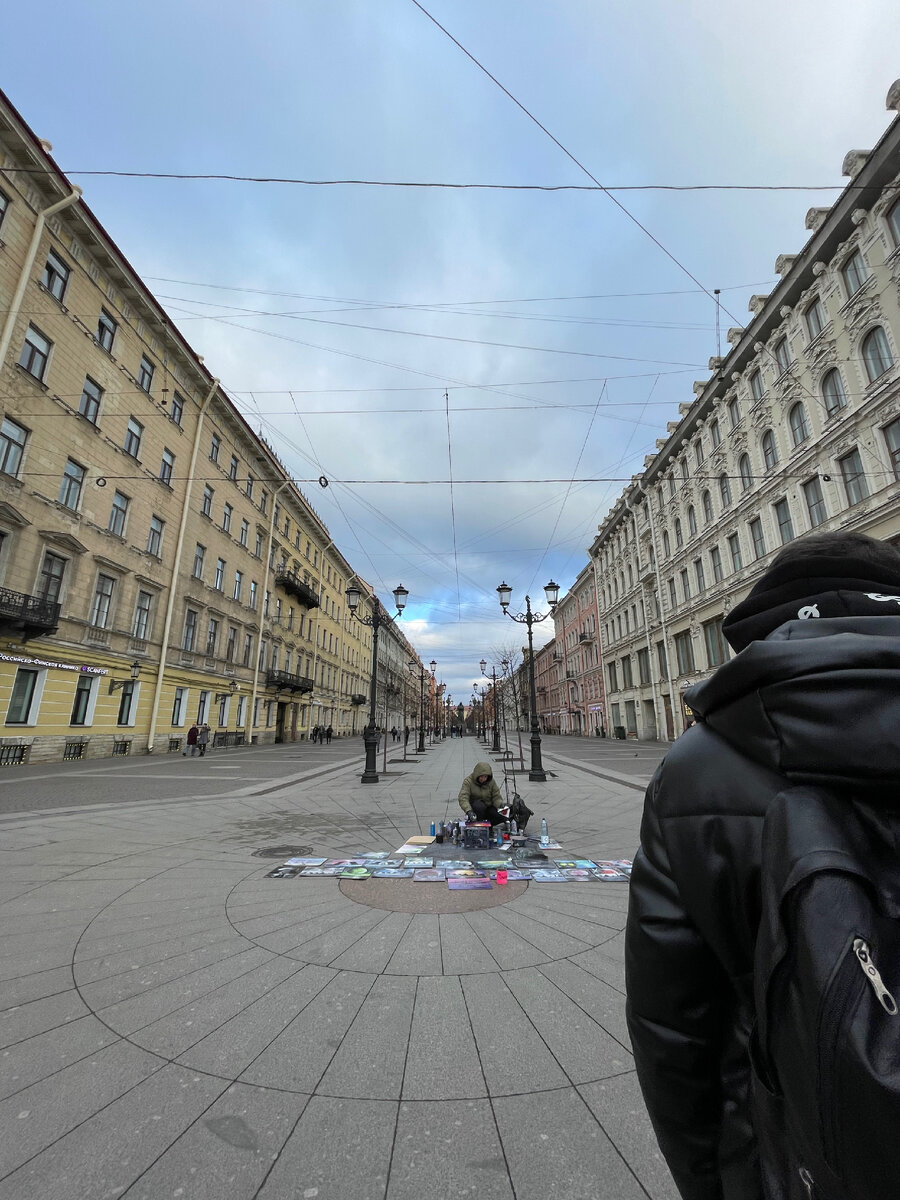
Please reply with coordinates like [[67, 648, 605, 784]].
[[645, 498, 677, 742], [623, 498, 662, 742], [146, 379, 219, 752], [0, 186, 82, 371], [250, 480, 289, 742], [305, 538, 337, 738]]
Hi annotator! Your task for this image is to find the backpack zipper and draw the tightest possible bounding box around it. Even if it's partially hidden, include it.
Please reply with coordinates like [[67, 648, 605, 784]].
[[852, 939, 899, 1014], [798, 1166, 814, 1198]]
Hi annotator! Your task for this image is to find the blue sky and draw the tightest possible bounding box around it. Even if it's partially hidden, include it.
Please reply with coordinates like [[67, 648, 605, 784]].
[[4, 0, 898, 701]]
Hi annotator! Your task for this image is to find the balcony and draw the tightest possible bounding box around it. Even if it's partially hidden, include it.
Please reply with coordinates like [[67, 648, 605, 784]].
[[350, 693, 367, 706], [266, 669, 315, 694], [273, 570, 319, 609], [578, 632, 594, 644], [0, 589, 61, 641]]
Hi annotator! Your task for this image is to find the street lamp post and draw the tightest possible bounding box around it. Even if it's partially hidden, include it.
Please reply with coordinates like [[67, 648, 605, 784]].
[[446, 694, 452, 737], [480, 658, 502, 755], [408, 659, 435, 753], [496, 579, 559, 782], [345, 582, 408, 784]]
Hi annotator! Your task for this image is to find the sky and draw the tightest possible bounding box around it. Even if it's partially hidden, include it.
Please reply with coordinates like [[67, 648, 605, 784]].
[[4, 0, 899, 703]]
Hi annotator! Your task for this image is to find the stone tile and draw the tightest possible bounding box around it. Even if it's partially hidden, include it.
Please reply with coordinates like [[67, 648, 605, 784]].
[[567, 946, 628, 994], [437, 913, 501, 974], [257, 1095, 396, 1200], [402, 976, 486, 1101], [462, 911, 550, 970], [580, 1075, 680, 1200], [0, 1015, 120, 1102], [240, 970, 375, 1091], [250, 905, 363, 955], [460, 974, 568, 1096], [318, 974, 417, 1100], [493, 1088, 648, 1200], [293, 906, 396, 966], [0, 990, 88, 1050], [328, 911, 413, 972], [486, 904, 595, 959], [74, 926, 241, 986], [538, 958, 632, 1052], [77, 938, 260, 1008], [384, 914, 442, 975], [388, 1099, 513, 1199], [0, 967, 74, 1011], [121, 1082, 309, 1200]]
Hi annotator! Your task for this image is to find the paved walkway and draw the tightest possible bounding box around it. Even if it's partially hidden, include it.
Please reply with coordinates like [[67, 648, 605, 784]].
[[0, 736, 677, 1200]]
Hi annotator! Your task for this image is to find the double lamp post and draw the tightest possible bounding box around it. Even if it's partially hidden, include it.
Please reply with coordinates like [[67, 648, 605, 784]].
[[345, 582, 408, 784], [496, 579, 559, 782]]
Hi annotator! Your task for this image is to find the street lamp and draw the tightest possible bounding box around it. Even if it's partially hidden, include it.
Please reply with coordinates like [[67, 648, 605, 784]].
[[109, 660, 141, 694], [497, 579, 559, 781], [408, 658, 435, 753], [345, 582, 408, 783], [481, 659, 502, 754], [474, 680, 487, 739]]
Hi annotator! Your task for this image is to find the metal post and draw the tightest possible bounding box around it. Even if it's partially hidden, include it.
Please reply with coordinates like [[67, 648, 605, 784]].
[[523, 599, 547, 781], [417, 670, 426, 753], [491, 666, 501, 754], [361, 609, 380, 783]]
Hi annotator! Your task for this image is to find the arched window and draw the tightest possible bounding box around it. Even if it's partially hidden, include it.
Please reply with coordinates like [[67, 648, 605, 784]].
[[719, 473, 732, 508], [762, 429, 779, 471], [889, 198, 900, 247], [862, 326, 893, 383], [674, 518, 683, 547], [822, 369, 847, 417], [739, 453, 753, 491], [702, 490, 713, 524], [663, 529, 670, 557], [789, 402, 810, 447], [687, 505, 697, 536]]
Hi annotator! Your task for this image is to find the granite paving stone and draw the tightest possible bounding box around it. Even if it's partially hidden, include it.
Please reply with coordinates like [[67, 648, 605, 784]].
[[328, 910, 413, 972], [388, 1099, 514, 1199], [0, 1014, 120, 1103], [437, 912, 503, 974], [402, 975, 487, 1101], [579, 1074, 681, 1200], [317, 974, 417, 1099], [384, 913, 443, 975]]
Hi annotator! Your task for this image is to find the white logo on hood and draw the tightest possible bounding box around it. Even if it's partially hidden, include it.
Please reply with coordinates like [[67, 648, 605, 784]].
[[865, 592, 900, 605], [797, 604, 820, 619]]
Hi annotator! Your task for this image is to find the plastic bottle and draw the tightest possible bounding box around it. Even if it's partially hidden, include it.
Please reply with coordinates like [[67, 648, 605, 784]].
[[430, 821, 436, 837], [540, 818, 549, 847], [510, 819, 518, 836]]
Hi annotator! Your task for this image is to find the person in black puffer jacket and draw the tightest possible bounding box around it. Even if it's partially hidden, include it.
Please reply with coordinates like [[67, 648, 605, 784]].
[[625, 530, 900, 1200]]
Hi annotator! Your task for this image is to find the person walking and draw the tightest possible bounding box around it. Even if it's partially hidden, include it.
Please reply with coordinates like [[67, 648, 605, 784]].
[[197, 723, 210, 757], [325, 725, 333, 744], [311, 725, 319, 744], [184, 724, 198, 756], [625, 531, 900, 1200], [403, 726, 410, 750]]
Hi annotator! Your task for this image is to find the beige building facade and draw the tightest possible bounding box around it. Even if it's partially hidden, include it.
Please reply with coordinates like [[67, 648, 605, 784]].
[[590, 81, 900, 740], [0, 89, 428, 763]]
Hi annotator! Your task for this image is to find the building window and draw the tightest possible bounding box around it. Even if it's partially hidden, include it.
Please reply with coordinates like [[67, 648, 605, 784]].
[[762, 429, 778, 471], [656, 641, 668, 679], [703, 618, 729, 668], [888, 198, 900, 246], [6, 668, 39, 724], [254, 531, 263, 557], [802, 477, 828, 528], [210, 434, 220, 463], [862, 326, 893, 383], [170, 392, 184, 427], [239, 518, 249, 547], [214, 558, 225, 590], [667, 578, 677, 609], [607, 662, 618, 693], [728, 396, 741, 428], [124, 417, 143, 458], [738, 453, 752, 492], [637, 647, 651, 685], [159, 447, 175, 486], [680, 568, 691, 601], [223, 502, 233, 533], [108, 490, 129, 537], [242, 633, 253, 666], [0, 188, 9, 230], [133, 590, 153, 639], [58, 459, 85, 510], [749, 370, 763, 402], [668, 475, 676, 499], [883, 417, 900, 481], [687, 505, 697, 537], [0, 417, 28, 477], [249, 580, 258, 609], [19, 325, 52, 381], [694, 558, 706, 593], [90, 574, 115, 628], [710, 418, 721, 448], [97, 308, 117, 352], [719, 474, 732, 508], [674, 518, 683, 547], [841, 249, 867, 297], [42, 249, 70, 301], [774, 497, 794, 544], [694, 439, 704, 468], [206, 618, 219, 657], [260, 489, 268, 515], [245, 473, 254, 499], [137, 355, 155, 392], [702, 490, 713, 524], [749, 517, 766, 560], [172, 687, 186, 726], [621, 656, 633, 689], [805, 297, 825, 340], [201, 485, 214, 516], [789, 403, 810, 447], [727, 532, 742, 572], [233, 570, 243, 601], [710, 544, 723, 583], [838, 448, 869, 505], [37, 552, 66, 602], [674, 631, 695, 674], [147, 515, 164, 556], [820, 371, 847, 421], [774, 336, 791, 375], [116, 682, 136, 726], [80, 377, 103, 423], [197, 691, 211, 724], [662, 529, 670, 557], [193, 544, 205, 579], [679, 457, 689, 482], [183, 609, 198, 651], [70, 675, 94, 726], [229, 454, 238, 480]]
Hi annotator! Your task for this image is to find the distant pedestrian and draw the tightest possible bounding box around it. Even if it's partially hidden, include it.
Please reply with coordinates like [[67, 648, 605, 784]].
[[325, 725, 333, 744], [185, 724, 198, 756], [197, 723, 210, 756], [391, 726, 398, 742], [311, 725, 319, 744], [404, 726, 410, 748]]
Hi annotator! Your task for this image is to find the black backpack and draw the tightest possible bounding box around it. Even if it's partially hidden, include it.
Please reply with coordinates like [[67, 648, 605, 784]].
[[508, 793, 533, 831], [751, 786, 900, 1200]]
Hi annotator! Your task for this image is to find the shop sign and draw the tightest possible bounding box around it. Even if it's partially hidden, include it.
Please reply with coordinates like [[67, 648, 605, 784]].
[[0, 653, 108, 676]]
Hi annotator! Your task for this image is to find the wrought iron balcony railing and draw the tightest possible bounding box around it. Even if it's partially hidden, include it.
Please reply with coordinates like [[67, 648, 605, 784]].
[[265, 669, 315, 694], [0, 588, 61, 640], [272, 571, 319, 609]]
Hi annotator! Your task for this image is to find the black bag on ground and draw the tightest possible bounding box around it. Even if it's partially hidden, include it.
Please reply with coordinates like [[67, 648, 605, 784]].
[[751, 785, 900, 1200], [508, 794, 533, 831]]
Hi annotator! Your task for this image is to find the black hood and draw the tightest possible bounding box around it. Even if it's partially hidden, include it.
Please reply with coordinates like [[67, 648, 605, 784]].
[[686, 615, 900, 797]]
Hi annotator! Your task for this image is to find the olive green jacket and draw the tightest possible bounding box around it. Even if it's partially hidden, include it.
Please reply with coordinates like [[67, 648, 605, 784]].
[[458, 761, 503, 817]]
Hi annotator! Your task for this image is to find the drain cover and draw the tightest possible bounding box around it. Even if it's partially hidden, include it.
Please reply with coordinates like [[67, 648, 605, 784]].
[[252, 845, 314, 859]]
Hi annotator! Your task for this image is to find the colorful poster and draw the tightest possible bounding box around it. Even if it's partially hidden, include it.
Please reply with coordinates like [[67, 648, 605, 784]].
[[413, 868, 446, 882], [593, 869, 629, 882], [266, 866, 301, 878], [478, 859, 509, 868], [373, 867, 415, 878], [561, 869, 595, 881], [554, 859, 597, 870], [395, 844, 425, 855], [300, 866, 344, 877], [358, 851, 391, 859], [340, 866, 372, 879], [447, 869, 487, 878], [404, 857, 433, 869], [283, 857, 327, 867], [325, 858, 369, 868], [440, 860, 473, 870], [530, 869, 567, 882], [448, 877, 493, 890]]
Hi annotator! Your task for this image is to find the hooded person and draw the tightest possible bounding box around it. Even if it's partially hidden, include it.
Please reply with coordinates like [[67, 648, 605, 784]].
[[624, 530, 900, 1200], [457, 761, 506, 826]]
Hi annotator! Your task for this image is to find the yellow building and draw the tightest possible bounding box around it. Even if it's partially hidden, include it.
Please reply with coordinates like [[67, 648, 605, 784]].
[[0, 88, 424, 763]]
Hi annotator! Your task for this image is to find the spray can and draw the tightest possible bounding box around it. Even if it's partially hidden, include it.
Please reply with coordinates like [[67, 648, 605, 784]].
[[430, 821, 436, 837]]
